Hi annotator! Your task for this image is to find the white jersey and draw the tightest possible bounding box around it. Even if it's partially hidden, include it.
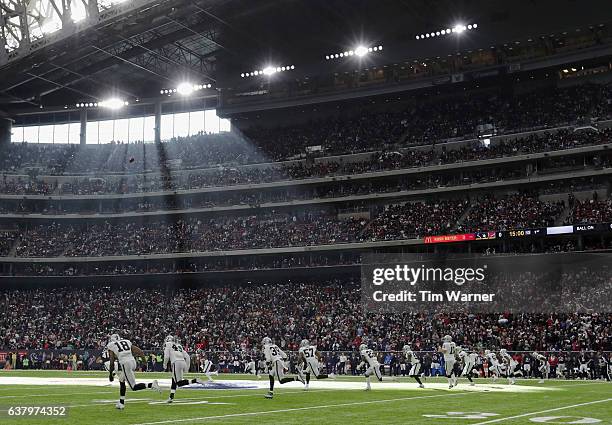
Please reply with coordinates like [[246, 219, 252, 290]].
[[486, 352, 499, 366], [442, 342, 457, 361], [299, 345, 318, 365], [403, 349, 420, 364], [263, 344, 286, 363], [500, 352, 515, 366], [459, 350, 477, 365], [107, 338, 134, 364], [532, 352, 547, 362], [361, 348, 380, 367], [164, 341, 188, 367]]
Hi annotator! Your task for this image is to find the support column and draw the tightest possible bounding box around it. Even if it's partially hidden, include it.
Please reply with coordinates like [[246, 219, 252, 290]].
[[79, 109, 87, 145], [154, 101, 162, 144], [0, 117, 12, 147]]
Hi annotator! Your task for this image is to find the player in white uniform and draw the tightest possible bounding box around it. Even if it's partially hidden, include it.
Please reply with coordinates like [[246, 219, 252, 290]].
[[359, 344, 391, 391], [199, 354, 218, 381], [106, 333, 161, 410], [484, 349, 501, 383], [440, 335, 458, 388], [457, 346, 477, 386], [297, 339, 334, 390], [403, 344, 424, 388], [262, 337, 304, 399], [532, 352, 549, 383], [499, 349, 518, 385], [163, 336, 203, 403], [244, 356, 260, 378]]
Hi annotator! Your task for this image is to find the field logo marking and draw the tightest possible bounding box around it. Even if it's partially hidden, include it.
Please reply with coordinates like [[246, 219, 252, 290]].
[[423, 412, 499, 419], [529, 417, 601, 424], [472, 398, 612, 425]]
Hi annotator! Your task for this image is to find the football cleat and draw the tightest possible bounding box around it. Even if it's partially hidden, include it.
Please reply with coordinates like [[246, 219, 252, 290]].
[[264, 391, 273, 399], [115, 402, 124, 410], [418, 384, 425, 389], [166, 398, 173, 404], [151, 380, 161, 393]]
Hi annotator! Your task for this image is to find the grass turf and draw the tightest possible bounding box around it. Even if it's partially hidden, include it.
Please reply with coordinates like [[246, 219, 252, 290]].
[[0, 371, 610, 424]]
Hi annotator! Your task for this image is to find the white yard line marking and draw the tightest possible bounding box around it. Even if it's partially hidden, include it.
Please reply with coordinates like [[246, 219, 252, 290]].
[[471, 398, 612, 425], [131, 392, 472, 425], [0, 390, 114, 399]]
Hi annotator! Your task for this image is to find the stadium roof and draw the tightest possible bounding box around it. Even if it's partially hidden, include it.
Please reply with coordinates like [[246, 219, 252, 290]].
[[0, 0, 610, 116]]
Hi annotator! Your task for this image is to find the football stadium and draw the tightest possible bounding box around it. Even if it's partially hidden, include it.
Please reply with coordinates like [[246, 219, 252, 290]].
[[0, 0, 610, 424]]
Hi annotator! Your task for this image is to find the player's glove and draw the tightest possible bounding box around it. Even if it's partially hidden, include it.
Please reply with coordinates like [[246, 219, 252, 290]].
[[109, 371, 114, 382]]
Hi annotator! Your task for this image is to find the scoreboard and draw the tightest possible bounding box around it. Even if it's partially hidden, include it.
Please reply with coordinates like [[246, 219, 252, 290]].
[[423, 222, 612, 244]]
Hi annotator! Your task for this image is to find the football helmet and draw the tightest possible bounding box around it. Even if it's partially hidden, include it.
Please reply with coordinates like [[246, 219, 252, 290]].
[[261, 336, 272, 346], [300, 339, 309, 348]]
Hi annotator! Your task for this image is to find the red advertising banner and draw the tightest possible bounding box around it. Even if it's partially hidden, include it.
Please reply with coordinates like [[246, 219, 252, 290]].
[[423, 233, 476, 244]]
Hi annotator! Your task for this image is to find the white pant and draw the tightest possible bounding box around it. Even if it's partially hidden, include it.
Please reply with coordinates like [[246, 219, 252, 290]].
[[365, 363, 382, 381], [172, 360, 188, 382], [269, 359, 286, 381], [409, 362, 421, 376], [445, 358, 456, 376], [304, 360, 320, 377], [118, 358, 137, 389], [461, 361, 474, 376]]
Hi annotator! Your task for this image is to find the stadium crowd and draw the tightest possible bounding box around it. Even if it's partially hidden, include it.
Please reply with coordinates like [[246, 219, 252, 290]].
[[1, 127, 610, 197], [10, 192, 612, 257], [0, 282, 609, 355]]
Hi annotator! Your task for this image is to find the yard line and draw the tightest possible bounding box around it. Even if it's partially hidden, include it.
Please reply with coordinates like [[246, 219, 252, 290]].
[[70, 388, 344, 408], [0, 390, 115, 399], [471, 398, 612, 425], [132, 392, 472, 425]]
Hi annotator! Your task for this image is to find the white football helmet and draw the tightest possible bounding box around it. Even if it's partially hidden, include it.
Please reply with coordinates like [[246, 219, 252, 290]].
[[165, 335, 175, 343], [261, 337, 272, 346], [500, 348, 507, 354], [359, 344, 367, 352], [109, 333, 120, 343], [443, 335, 452, 342], [402, 344, 411, 352], [485, 349, 491, 355], [300, 339, 310, 348]]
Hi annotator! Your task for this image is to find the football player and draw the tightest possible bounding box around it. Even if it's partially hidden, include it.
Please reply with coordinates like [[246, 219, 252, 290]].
[[163, 335, 203, 403], [484, 349, 501, 383], [297, 339, 334, 390], [457, 346, 478, 386], [439, 335, 458, 388], [532, 351, 549, 383], [262, 337, 304, 399], [358, 344, 394, 390], [403, 344, 424, 388], [499, 349, 518, 385], [106, 333, 161, 410], [199, 352, 219, 381], [244, 355, 260, 379]]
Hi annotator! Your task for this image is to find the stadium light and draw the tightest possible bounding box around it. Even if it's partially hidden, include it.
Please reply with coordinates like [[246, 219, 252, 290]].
[[354, 46, 368, 57], [326, 45, 382, 61], [159, 83, 213, 95], [240, 65, 295, 78], [99, 98, 128, 110], [416, 23, 477, 41], [177, 82, 195, 96]]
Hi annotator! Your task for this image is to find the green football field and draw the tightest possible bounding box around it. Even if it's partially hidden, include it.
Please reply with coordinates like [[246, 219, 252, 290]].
[[0, 370, 610, 424]]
